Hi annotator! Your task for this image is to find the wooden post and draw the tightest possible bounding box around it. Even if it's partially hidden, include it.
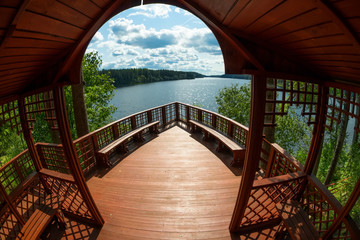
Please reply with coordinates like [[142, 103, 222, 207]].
[[53, 87, 104, 226], [227, 121, 233, 138], [323, 177, 360, 239], [18, 97, 43, 171], [212, 114, 217, 129], [131, 115, 137, 130], [229, 74, 267, 231], [304, 85, 328, 174], [264, 145, 276, 178], [147, 109, 153, 123], [162, 106, 167, 126], [186, 105, 190, 126], [175, 102, 179, 121], [197, 108, 202, 122]]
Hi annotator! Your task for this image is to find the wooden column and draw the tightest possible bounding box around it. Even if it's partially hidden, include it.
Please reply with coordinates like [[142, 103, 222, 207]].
[[175, 102, 179, 121], [53, 86, 104, 226], [304, 85, 328, 174], [18, 96, 43, 171], [229, 74, 267, 231], [162, 106, 167, 126]]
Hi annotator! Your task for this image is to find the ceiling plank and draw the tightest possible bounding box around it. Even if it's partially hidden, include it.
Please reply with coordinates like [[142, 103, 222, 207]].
[[0, 0, 31, 49]]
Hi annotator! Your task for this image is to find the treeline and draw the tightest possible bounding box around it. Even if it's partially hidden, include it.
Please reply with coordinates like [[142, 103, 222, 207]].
[[100, 68, 205, 87]]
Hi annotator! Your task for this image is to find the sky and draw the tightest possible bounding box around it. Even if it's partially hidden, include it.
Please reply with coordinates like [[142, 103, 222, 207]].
[[86, 4, 225, 75]]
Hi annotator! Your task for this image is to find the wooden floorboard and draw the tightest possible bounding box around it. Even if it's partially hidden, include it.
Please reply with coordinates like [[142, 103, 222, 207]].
[[46, 126, 279, 239]]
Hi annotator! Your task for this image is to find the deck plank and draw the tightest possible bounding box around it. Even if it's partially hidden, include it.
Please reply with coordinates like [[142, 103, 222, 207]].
[[47, 126, 278, 239]]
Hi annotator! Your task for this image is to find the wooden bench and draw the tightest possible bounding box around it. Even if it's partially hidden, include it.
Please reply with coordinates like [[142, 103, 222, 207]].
[[276, 200, 319, 240], [96, 121, 160, 167], [189, 120, 245, 166], [17, 194, 66, 240]]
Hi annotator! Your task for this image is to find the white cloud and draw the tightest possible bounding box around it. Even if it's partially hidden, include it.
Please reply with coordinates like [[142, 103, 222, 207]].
[[128, 5, 172, 18], [94, 14, 224, 75]]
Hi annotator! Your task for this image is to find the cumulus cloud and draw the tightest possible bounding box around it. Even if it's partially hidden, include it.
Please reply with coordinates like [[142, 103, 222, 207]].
[[90, 32, 104, 43], [95, 14, 223, 74], [128, 5, 172, 18]]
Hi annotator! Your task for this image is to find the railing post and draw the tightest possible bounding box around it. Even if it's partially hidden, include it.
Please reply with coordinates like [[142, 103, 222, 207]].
[[0, 182, 25, 225], [227, 121, 233, 138], [197, 108, 202, 122], [147, 109, 153, 123], [13, 160, 24, 182], [53, 86, 104, 226], [131, 115, 137, 130], [212, 114, 217, 129], [162, 106, 167, 126], [112, 123, 119, 139], [230, 74, 267, 231], [264, 145, 276, 178], [186, 105, 190, 125], [175, 102, 179, 121]]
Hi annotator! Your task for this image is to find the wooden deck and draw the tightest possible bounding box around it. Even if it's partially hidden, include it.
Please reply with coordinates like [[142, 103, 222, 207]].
[[47, 126, 279, 239]]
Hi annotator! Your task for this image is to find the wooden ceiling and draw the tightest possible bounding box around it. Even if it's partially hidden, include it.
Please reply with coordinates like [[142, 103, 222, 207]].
[[0, 0, 359, 99]]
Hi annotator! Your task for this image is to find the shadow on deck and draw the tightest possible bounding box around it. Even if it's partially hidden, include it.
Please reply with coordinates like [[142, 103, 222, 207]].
[[47, 126, 278, 239]]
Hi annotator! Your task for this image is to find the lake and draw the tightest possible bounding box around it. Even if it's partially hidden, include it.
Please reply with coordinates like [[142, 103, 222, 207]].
[[110, 77, 249, 119]]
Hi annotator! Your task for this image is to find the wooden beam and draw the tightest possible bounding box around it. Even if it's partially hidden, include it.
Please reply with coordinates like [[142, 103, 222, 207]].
[[52, 86, 104, 226], [304, 85, 327, 174], [53, 0, 140, 84], [312, 0, 360, 54], [169, 0, 265, 71], [0, 0, 32, 49], [229, 73, 267, 231]]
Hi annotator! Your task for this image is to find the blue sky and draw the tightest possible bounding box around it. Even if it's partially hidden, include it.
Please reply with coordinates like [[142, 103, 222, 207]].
[[87, 4, 225, 75]]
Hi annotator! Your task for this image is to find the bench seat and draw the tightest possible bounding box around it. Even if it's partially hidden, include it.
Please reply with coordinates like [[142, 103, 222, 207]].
[[96, 121, 160, 167], [276, 200, 319, 240], [17, 194, 66, 240], [189, 120, 245, 165]]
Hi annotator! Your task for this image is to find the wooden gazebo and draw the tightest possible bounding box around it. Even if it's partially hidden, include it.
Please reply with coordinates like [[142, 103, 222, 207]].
[[0, 0, 359, 239]]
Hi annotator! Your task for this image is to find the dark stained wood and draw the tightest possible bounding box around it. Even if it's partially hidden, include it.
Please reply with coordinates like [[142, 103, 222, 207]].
[[96, 121, 160, 167], [189, 119, 245, 166], [86, 126, 277, 239], [229, 74, 267, 231], [276, 200, 319, 240]]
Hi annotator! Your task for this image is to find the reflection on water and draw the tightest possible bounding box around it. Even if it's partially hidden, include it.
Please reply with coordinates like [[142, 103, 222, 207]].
[[110, 77, 249, 119]]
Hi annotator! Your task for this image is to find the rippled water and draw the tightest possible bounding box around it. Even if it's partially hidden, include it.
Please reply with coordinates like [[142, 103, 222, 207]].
[[111, 77, 249, 119]]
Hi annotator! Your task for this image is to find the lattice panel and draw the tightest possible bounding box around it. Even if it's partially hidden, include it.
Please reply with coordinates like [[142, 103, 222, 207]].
[[24, 90, 58, 130], [16, 150, 35, 179], [300, 180, 337, 237], [95, 125, 114, 149], [215, 116, 228, 135], [74, 137, 96, 175], [135, 112, 148, 128], [268, 149, 302, 177], [201, 111, 213, 127], [15, 176, 44, 220], [265, 78, 319, 127], [232, 124, 247, 147], [0, 206, 22, 239], [178, 104, 187, 122], [0, 99, 22, 134], [331, 222, 352, 240], [0, 162, 22, 194], [116, 118, 132, 137], [37, 144, 70, 174], [42, 174, 94, 221], [325, 87, 360, 133], [165, 104, 176, 123], [151, 108, 163, 125], [189, 107, 198, 121], [260, 139, 271, 170], [240, 176, 305, 227]]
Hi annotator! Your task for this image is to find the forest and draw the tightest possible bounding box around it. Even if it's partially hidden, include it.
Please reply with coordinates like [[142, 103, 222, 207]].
[[100, 68, 204, 87]]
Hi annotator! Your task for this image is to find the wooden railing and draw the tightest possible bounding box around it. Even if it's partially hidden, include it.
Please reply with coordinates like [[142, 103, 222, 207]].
[[1, 102, 359, 238]]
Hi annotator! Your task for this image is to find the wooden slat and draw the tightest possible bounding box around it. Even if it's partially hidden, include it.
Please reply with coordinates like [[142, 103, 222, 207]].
[[87, 126, 267, 239]]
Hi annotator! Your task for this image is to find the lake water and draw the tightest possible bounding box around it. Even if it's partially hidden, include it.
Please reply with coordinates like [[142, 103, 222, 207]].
[[111, 77, 249, 119]]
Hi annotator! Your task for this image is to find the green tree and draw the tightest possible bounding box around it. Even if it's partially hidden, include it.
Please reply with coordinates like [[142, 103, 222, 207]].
[[216, 83, 251, 126], [66, 51, 117, 137]]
